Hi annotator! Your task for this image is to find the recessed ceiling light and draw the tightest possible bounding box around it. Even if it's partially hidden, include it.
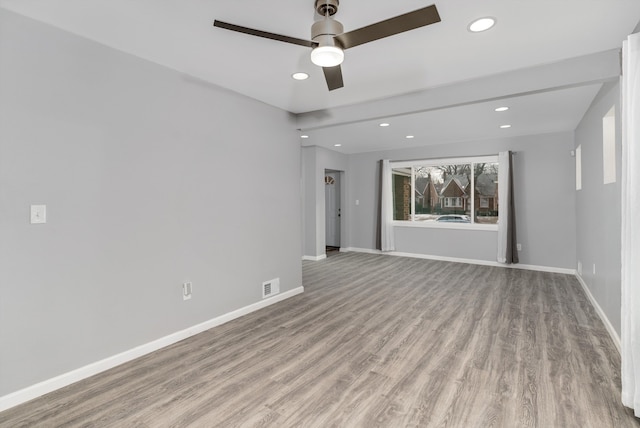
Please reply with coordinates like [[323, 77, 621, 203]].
[[495, 106, 509, 112], [406, 135, 415, 139], [300, 135, 309, 139], [379, 123, 390, 127], [468, 17, 496, 33], [500, 124, 512, 129], [334, 144, 342, 147], [292, 72, 309, 80]]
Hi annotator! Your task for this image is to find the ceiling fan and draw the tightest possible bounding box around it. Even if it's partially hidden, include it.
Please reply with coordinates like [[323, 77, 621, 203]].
[[213, 1, 441, 91]]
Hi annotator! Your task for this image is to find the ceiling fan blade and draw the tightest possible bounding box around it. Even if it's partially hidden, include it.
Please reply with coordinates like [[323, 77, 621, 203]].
[[335, 4, 441, 50], [214, 20, 317, 48], [323, 65, 344, 91]]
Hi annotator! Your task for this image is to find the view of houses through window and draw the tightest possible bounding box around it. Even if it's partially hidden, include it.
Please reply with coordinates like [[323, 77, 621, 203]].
[[392, 156, 499, 225]]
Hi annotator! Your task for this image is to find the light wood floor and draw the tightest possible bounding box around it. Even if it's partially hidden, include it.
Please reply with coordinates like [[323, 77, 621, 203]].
[[1, 252, 638, 427]]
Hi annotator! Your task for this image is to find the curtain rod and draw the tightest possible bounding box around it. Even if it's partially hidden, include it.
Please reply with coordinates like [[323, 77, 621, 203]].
[[388, 152, 516, 164]]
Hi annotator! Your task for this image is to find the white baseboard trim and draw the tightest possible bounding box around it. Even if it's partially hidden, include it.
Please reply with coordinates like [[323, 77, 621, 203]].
[[340, 247, 576, 275], [0, 286, 304, 413], [509, 263, 576, 275], [302, 254, 327, 261], [575, 273, 621, 354], [340, 247, 379, 255]]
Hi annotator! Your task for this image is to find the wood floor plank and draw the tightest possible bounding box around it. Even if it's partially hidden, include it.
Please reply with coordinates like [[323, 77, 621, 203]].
[[1, 252, 638, 427]]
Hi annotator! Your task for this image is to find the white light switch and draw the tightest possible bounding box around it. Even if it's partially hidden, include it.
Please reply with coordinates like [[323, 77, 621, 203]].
[[182, 282, 192, 300], [30, 205, 46, 224]]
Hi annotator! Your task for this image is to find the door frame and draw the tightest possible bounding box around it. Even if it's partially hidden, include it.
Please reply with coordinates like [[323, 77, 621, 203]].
[[324, 170, 341, 248]]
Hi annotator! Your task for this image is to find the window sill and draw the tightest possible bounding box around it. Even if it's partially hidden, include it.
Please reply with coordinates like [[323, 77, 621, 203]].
[[392, 221, 498, 231]]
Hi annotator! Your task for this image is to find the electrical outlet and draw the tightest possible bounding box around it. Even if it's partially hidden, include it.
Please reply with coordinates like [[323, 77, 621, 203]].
[[182, 282, 192, 300], [593, 264, 596, 275], [516, 243, 522, 251]]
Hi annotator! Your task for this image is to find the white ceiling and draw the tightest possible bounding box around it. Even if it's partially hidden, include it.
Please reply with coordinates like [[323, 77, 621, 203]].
[[1, 0, 639, 153]]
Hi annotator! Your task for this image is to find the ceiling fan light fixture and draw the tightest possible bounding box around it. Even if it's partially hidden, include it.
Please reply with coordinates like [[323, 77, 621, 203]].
[[311, 45, 344, 67], [310, 17, 344, 68]]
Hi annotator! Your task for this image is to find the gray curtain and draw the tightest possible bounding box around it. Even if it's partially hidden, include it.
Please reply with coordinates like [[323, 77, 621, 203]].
[[375, 160, 383, 250], [505, 152, 519, 263], [497, 151, 518, 264], [375, 159, 396, 251]]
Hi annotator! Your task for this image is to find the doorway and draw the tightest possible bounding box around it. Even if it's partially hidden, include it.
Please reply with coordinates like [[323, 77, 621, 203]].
[[325, 170, 341, 254]]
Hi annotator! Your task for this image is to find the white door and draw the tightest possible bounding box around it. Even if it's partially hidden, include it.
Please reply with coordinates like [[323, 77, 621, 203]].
[[325, 172, 341, 248]]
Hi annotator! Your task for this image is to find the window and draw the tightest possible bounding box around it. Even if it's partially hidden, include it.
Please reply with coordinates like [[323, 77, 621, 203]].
[[576, 145, 582, 191], [603, 105, 616, 184], [445, 197, 463, 207], [391, 155, 499, 227]]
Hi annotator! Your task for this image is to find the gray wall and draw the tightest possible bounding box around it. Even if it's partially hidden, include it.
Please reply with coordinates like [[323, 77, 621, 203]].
[[0, 10, 302, 395], [346, 132, 577, 269], [574, 82, 622, 336]]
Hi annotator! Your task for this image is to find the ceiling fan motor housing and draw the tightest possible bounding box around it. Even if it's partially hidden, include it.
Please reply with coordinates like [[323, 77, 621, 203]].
[[315, 0, 339, 16], [311, 16, 344, 48]]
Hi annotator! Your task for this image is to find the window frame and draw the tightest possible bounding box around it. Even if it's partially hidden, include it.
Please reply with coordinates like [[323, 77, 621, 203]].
[[390, 155, 499, 231]]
